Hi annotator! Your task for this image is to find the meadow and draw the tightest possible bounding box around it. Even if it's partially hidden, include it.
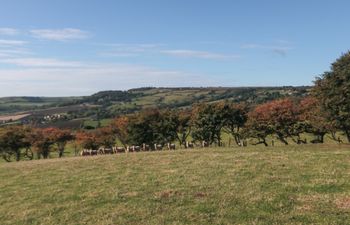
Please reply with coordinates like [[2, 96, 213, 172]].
[[1, 144, 350, 225]]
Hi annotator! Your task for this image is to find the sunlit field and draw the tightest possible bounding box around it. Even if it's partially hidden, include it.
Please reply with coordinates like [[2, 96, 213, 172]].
[[1, 144, 350, 225]]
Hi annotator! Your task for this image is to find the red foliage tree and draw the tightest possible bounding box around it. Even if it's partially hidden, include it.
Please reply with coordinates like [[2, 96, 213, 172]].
[[248, 98, 300, 145], [299, 96, 332, 143]]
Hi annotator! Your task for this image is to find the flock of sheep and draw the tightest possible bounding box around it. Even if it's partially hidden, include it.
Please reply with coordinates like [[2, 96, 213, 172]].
[[80, 141, 209, 156]]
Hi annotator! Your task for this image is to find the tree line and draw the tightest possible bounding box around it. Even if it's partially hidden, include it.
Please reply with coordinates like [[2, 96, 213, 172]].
[[1, 51, 350, 162]]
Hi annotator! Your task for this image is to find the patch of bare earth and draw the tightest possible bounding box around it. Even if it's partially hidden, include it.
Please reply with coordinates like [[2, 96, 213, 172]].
[[335, 197, 350, 210]]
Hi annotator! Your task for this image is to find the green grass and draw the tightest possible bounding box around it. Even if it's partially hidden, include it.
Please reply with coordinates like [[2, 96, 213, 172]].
[[1, 145, 350, 224]]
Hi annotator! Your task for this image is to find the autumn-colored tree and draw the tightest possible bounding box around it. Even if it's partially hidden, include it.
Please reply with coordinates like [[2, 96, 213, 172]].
[[313, 51, 350, 142], [50, 128, 74, 158], [75, 130, 99, 150], [28, 128, 56, 159], [112, 116, 129, 146], [242, 109, 273, 146], [249, 98, 299, 145], [95, 127, 116, 148], [299, 97, 329, 143]]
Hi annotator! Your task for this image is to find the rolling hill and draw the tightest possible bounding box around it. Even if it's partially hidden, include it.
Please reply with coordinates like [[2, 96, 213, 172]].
[[0, 86, 311, 128]]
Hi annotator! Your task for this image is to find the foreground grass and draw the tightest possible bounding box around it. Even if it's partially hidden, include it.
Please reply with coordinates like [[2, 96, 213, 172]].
[[1, 145, 350, 225]]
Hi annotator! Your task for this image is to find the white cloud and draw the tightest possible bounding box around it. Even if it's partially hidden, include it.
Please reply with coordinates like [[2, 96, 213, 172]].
[[0, 39, 27, 47], [0, 28, 19, 36], [0, 64, 226, 96], [97, 43, 163, 57], [0, 57, 84, 67], [30, 28, 89, 41], [160, 49, 239, 60]]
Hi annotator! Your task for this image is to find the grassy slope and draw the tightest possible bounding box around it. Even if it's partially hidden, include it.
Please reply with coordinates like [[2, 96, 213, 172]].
[[1, 145, 350, 225]]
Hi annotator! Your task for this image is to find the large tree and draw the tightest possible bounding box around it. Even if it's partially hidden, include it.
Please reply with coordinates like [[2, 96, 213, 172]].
[[191, 103, 225, 145], [112, 116, 130, 147], [314, 51, 350, 142], [219, 102, 248, 146], [174, 109, 192, 146], [95, 127, 116, 148], [299, 97, 330, 143], [0, 126, 31, 161], [249, 98, 299, 145], [50, 128, 74, 158], [75, 130, 99, 150], [28, 128, 56, 159]]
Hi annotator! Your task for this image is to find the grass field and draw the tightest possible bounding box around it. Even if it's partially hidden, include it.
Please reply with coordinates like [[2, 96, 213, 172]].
[[1, 145, 350, 224]]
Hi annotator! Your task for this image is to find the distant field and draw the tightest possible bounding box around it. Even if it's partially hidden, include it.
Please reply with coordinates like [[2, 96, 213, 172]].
[[0, 113, 30, 121], [1, 145, 350, 224]]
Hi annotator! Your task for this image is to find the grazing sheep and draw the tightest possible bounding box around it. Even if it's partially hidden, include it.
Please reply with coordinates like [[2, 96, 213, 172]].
[[81, 149, 98, 156], [167, 143, 176, 150], [113, 146, 126, 153], [98, 147, 114, 155], [81, 149, 90, 156], [127, 145, 141, 152], [154, 144, 163, 150], [142, 143, 150, 151], [185, 141, 194, 149], [202, 141, 209, 147], [90, 149, 98, 155]]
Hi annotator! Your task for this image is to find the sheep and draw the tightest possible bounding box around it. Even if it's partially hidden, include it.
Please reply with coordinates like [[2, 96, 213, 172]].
[[142, 143, 150, 151], [127, 145, 141, 152], [98, 147, 114, 155], [81, 149, 98, 156], [154, 144, 163, 151], [113, 146, 126, 153], [167, 143, 176, 150], [201, 141, 209, 148], [185, 141, 194, 149]]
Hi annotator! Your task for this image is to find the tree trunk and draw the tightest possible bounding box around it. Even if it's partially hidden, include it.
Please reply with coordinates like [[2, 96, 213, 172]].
[[277, 133, 288, 145], [58, 149, 64, 158], [233, 134, 241, 146], [16, 150, 20, 162], [345, 130, 350, 143]]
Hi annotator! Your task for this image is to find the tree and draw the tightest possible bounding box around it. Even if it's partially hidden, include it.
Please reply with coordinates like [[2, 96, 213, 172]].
[[126, 109, 178, 145], [249, 99, 299, 145], [219, 102, 248, 146], [299, 97, 329, 143], [0, 126, 31, 161], [127, 109, 160, 145], [75, 131, 99, 150], [174, 109, 192, 146], [112, 116, 130, 147], [95, 127, 116, 148], [28, 128, 56, 159], [191, 103, 225, 145], [313, 51, 350, 142], [243, 106, 273, 146], [50, 128, 74, 158]]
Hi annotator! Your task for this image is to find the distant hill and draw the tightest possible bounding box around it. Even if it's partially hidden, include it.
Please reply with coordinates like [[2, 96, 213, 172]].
[[0, 86, 311, 128]]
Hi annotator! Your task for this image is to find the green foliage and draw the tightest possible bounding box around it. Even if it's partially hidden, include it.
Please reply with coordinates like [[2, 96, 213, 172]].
[[127, 109, 178, 145], [191, 103, 225, 145], [0, 126, 30, 161], [314, 51, 350, 142]]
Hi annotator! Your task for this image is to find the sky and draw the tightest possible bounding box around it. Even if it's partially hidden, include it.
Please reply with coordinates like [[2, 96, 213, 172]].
[[0, 0, 349, 97]]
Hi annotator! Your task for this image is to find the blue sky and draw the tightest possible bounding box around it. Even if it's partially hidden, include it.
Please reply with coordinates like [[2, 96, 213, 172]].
[[0, 0, 349, 96]]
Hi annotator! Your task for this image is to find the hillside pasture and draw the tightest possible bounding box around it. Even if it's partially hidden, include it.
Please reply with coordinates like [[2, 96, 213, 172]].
[[0, 113, 31, 122], [1, 145, 350, 225]]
